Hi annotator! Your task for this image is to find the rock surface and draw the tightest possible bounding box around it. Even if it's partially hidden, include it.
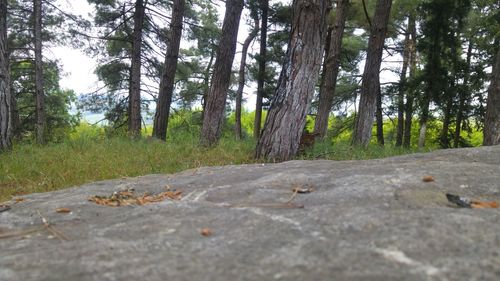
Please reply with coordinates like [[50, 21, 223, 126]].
[[1, 146, 500, 281]]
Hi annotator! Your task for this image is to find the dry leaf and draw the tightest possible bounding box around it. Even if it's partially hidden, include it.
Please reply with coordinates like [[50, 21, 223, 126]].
[[89, 189, 182, 207], [422, 176, 435, 182], [471, 200, 498, 209], [292, 185, 314, 194], [200, 228, 213, 236], [56, 208, 72, 213]]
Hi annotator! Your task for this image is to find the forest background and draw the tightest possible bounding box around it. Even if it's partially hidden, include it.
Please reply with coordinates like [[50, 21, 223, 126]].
[[0, 0, 498, 201]]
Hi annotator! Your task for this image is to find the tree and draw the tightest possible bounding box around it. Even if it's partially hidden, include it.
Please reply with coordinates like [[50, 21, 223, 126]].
[[128, 0, 145, 138], [235, 5, 259, 140], [314, 0, 349, 139], [255, 0, 328, 161], [152, 0, 186, 140], [395, 15, 412, 147], [34, 0, 45, 144], [352, 0, 392, 146], [483, 46, 500, 145], [0, 0, 12, 151], [253, 0, 268, 139], [200, 0, 244, 146]]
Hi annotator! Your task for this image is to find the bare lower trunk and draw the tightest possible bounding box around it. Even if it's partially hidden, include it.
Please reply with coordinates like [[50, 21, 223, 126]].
[[483, 45, 500, 146], [153, 0, 185, 140], [376, 85, 384, 146], [0, 0, 11, 151], [128, 0, 145, 138], [201, 49, 215, 120], [418, 97, 430, 148], [34, 0, 45, 144], [440, 97, 453, 148], [255, 0, 328, 161], [200, 0, 244, 146], [352, 0, 392, 146], [235, 18, 259, 140], [253, 0, 268, 139], [395, 16, 411, 147], [314, 0, 349, 139]]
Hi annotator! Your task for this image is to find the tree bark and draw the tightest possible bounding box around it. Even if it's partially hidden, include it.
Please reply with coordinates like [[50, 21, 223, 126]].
[[352, 0, 392, 146], [128, 0, 145, 138], [255, 0, 328, 161], [152, 0, 185, 140], [34, 0, 45, 144], [0, 0, 12, 151], [395, 16, 411, 147], [403, 14, 416, 148], [253, 0, 268, 140], [375, 84, 384, 146], [235, 17, 259, 140], [200, 0, 244, 146], [483, 46, 500, 146], [314, 0, 349, 139]]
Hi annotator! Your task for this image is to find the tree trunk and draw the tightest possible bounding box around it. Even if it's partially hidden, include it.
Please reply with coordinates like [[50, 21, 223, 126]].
[[253, 0, 268, 140], [255, 0, 328, 161], [454, 41, 472, 147], [235, 17, 259, 140], [352, 0, 392, 146], [418, 96, 430, 148], [376, 84, 384, 146], [201, 49, 215, 120], [440, 96, 453, 148], [152, 0, 185, 140], [395, 16, 411, 147], [0, 0, 12, 151], [313, 0, 349, 139], [128, 0, 145, 138], [34, 0, 45, 144], [483, 46, 500, 146], [200, 0, 244, 146], [403, 14, 416, 148]]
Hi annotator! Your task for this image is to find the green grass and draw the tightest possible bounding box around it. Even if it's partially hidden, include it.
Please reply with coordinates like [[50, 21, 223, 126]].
[[0, 134, 257, 202], [5, 110, 485, 202]]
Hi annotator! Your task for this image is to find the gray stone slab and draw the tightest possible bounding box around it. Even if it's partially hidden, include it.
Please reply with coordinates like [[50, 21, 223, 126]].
[[1, 146, 500, 281]]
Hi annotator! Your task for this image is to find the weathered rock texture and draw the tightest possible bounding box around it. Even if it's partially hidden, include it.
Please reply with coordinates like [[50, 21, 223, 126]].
[[1, 146, 500, 281]]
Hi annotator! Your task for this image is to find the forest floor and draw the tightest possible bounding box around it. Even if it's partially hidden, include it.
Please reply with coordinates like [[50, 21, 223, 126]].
[[0, 136, 431, 202]]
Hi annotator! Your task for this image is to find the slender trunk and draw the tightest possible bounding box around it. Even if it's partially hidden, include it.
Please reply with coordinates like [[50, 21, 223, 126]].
[[440, 97, 453, 148], [153, 0, 185, 140], [440, 31, 460, 149], [201, 49, 215, 120], [454, 41, 472, 147], [395, 16, 411, 147], [255, 0, 328, 161], [34, 0, 45, 144], [128, 0, 145, 138], [314, 0, 349, 139], [235, 18, 259, 140], [403, 15, 416, 148], [483, 45, 500, 146], [200, 0, 244, 146], [376, 84, 384, 146], [352, 0, 392, 146], [254, 0, 268, 139], [0, 0, 12, 151], [418, 97, 430, 148]]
